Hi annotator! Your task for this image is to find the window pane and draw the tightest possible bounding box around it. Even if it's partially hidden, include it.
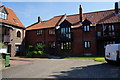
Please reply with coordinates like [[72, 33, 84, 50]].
[[109, 25, 111, 31], [85, 42, 87, 48], [61, 43, 63, 49], [87, 25, 90, 31], [112, 25, 115, 31], [4, 14, 7, 20], [2, 13, 4, 19], [0, 12, 2, 18], [84, 26, 86, 31], [88, 42, 90, 47], [69, 42, 71, 49]]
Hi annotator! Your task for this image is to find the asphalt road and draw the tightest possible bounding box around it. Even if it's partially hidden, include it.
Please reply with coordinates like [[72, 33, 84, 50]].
[[1, 59, 120, 78]]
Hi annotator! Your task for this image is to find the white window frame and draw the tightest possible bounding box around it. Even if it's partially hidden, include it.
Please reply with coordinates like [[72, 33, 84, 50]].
[[84, 41, 90, 48], [84, 25, 90, 32]]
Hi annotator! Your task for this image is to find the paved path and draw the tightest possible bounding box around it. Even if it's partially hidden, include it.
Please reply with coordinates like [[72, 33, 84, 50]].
[[1, 59, 120, 78]]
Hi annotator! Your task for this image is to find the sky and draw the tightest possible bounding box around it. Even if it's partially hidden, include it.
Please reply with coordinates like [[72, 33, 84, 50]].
[[1, 2, 117, 27]]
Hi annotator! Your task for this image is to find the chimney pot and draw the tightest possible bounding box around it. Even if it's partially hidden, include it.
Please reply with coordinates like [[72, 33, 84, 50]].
[[38, 16, 41, 23], [79, 5, 82, 22], [115, 2, 119, 14]]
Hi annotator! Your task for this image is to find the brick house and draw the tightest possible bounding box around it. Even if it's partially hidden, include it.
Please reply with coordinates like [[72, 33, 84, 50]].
[[0, 5, 25, 56], [26, 2, 120, 56]]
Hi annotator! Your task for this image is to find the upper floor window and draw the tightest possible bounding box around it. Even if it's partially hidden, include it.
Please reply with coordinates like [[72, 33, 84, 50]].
[[61, 27, 71, 39], [17, 31, 21, 38], [84, 41, 90, 48], [61, 27, 70, 34], [84, 25, 90, 32], [103, 25, 115, 37], [36, 30, 42, 35], [49, 29, 55, 35], [61, 42, 71, 50], [0, 12, 7, 20], [49, 42, 55, 49], [108, 25, 115, 31]]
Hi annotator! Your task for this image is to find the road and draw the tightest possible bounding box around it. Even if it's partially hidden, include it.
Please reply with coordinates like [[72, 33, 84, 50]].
[[1, 59, 120, 78]]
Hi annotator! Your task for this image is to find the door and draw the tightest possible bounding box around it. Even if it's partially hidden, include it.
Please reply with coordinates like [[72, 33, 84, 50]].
[[15, 45, 22, 56]]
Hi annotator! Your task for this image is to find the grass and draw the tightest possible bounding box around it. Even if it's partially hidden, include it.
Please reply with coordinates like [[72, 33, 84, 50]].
[[64, 56, 105, 62], [94, 58, 105, 62]]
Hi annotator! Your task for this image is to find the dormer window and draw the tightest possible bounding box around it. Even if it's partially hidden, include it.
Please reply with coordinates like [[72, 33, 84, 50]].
[[84, 25, 90, 32], [0, 12, 7, 20]]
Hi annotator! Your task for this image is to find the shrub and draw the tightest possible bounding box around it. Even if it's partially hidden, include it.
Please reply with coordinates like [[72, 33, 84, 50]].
[[26, 45, 46, 57]]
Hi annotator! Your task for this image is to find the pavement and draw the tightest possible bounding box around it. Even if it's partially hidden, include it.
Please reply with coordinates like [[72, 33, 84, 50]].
[[1, 58, 120, 78]]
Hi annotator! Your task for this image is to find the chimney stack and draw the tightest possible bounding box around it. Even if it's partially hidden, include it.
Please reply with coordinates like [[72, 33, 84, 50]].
[[115, 2, 119, 14], [79, 5, 82, 22], [38, 16, 42, 23]]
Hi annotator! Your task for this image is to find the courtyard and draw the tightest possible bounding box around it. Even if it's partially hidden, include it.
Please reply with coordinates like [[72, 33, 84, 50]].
[[1, 58, 120, 78]]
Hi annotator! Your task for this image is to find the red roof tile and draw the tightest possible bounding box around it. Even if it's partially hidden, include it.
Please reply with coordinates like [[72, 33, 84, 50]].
[[26, 9, 120, 30]]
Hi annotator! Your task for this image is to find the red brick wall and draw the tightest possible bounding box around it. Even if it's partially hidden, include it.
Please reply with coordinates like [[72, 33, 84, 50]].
[[26, 26, 97, 56]]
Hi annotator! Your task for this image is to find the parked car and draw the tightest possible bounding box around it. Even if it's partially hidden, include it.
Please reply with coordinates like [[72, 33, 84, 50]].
[[105, 44, 120, 64]]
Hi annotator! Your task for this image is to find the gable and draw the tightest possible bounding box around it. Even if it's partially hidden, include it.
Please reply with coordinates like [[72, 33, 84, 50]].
[[0, 7, 8, 14], [60, 20, 72, 28], [82, 19, 92, 25]]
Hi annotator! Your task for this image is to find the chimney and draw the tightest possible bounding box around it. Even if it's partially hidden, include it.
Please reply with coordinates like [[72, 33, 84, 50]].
[[38, 16, 42, 23], [115, 2, 119, 14], [79, 5, 82, 22]]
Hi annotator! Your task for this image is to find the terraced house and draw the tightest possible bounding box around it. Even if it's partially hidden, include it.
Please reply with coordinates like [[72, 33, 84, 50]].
[[26, 2, 120, 56], [0, 5, 25, 56]]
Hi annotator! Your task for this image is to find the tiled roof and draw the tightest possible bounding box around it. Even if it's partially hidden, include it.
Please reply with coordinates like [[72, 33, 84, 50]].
[[26, 9, 120, 30], [0, 5, 25, 28]]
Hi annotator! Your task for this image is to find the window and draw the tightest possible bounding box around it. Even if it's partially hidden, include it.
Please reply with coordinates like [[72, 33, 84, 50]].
[[84, 25, 90, 32], [17, 31, 21, 37], [108, 25, 115, 36], [49, 29, 55, 35], [37, 42, 43, 45], [49, 42, 55, 49], [13, 19, 18, 23], [61, 42, 71, 50], [61, 27, 70, 34], [36, 30, 42, 35], [84, 41, 90, 48], [104, 41, 116, 46], [108, 25, 115, 31], [61, 27, 71, 39], [0, 12, 7, 20]]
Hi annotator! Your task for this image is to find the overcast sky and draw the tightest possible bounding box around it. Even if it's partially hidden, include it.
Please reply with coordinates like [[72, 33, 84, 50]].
[[2, 2, 117, 27]]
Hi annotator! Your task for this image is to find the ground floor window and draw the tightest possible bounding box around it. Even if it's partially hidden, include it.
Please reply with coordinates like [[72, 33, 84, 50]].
[[61, 42, 72, 50], [49, 42, 55, 49], [37, 42, 43, 45], [84, 41, 90, 48], [104, 41, 115, 46]]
